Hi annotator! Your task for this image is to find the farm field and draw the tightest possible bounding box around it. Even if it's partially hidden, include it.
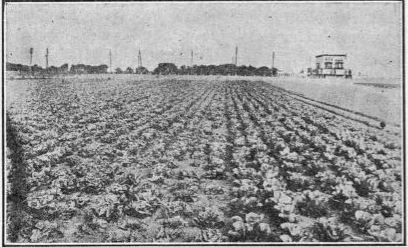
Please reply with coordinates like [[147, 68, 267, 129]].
[[263, 77, 402, 126], [6, 75, 403, 243]]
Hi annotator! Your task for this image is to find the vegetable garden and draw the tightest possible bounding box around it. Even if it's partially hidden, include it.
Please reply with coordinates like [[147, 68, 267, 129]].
[[6, 77, 403, 243]]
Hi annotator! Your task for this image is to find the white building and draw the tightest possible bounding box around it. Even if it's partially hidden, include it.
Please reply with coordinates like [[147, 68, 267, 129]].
[[310, 54, 352, 78]]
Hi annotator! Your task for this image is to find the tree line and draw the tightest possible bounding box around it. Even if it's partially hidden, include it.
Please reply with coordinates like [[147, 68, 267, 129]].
[[151, 63, 277, 76], [6, 62, 70, 74], [7, 62, 278, 77], [6, 62, 110, 75], [114, 63, 277, 76]]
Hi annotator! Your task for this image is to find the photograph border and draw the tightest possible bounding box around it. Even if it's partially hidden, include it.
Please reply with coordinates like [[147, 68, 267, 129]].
[[1, 0, 406, 246]]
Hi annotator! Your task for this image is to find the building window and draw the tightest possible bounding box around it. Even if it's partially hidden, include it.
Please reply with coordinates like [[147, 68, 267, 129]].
[[324, 62, 332, 69], [335, 62, 344, 69], [316, 63, 320, 69]]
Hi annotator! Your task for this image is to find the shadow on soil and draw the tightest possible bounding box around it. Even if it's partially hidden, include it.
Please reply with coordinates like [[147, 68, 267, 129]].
[[6, 113, 30, 242]]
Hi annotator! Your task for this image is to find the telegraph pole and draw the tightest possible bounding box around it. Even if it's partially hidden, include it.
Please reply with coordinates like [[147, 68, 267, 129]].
[[191, 50, 194, 66], [29, 48, 33, 75], [109, 49, 112, 73], [138, 49, 142, 68], [29, 48, 33, 66], [272, 52, 275, 69], [272, 51, 275, 76], [234, 46, 238, 66], [45, 48, 49, 69]]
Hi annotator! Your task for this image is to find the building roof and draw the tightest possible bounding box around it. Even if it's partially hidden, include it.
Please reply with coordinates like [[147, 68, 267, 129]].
[[315, 54, 347, 58]]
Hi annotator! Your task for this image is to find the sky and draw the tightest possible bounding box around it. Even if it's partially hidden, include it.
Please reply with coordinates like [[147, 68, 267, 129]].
[[5, 2, 402, 77]]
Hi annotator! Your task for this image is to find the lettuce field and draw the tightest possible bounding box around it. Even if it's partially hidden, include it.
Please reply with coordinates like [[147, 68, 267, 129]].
[[6, 76, 403, 243]]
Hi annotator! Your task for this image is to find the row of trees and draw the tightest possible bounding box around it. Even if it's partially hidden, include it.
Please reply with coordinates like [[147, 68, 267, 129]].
[[6, 62, 70, 74], [152, 63, 278, 76], [7, 62, 278, 77], [114, 66, 149, 74], [7, 62, 149, 75], [6, 62, 107, 75], [70, 64, 109, 74]]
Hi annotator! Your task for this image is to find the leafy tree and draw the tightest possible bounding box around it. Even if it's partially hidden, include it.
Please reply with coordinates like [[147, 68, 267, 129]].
[[59, 63, 69, 73], [115, 67, 123, 74], [125, 67, 134, 74], [32, 64, 43, 73], [153, 63, 178, 75], [256, 66, 272, 76], [135, 66, 149, 74], [179, 65, 188, 75], [96, 64, 109, 74]]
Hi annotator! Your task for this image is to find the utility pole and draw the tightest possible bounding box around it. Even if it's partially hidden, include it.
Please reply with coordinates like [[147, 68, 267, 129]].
[[29, 48, 33, 75], [272, 52, 275, 69], [191, 50, 194, 66], [29, 48, 33, 66], [272, 51, 275, 76], [45, 48, 49, 69], [138, 49, 142, 68], [109, 49, 112, 73], [234, 46, 238, 66]]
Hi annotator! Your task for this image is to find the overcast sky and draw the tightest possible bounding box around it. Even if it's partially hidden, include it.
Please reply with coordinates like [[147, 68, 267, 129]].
[[5, 2, 402, 77]]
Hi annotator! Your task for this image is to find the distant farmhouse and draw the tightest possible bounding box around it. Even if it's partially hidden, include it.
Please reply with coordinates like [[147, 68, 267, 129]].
[[308, 54, 352, 78]]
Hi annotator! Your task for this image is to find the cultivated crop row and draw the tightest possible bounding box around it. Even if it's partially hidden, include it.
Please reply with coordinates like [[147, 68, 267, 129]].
[[6, 78, 402, 243]]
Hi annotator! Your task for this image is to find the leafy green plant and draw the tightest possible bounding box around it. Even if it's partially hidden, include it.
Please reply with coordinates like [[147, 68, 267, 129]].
[[228, 213, 273, 241]]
